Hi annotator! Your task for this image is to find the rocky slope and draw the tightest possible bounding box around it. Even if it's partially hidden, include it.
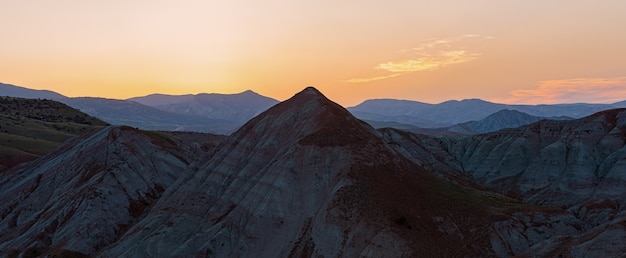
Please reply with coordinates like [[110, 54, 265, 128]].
[[0, 126, 204, 256], [384, 108, 626, 256]]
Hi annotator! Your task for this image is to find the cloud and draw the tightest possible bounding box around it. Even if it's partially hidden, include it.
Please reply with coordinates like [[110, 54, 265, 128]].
[[494, 77, 626, 104], [341, 73, 401, 83], [343, 35, 488, 83], [376, 50, 480, 73]]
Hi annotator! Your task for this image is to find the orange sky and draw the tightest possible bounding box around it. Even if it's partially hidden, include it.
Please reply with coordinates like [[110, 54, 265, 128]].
[[1, 1, 626, 106]]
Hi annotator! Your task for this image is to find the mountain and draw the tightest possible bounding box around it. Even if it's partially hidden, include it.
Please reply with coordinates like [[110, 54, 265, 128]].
[[59, 97, 236, 134], [612, 100, 626, 108], [444, 109, 571, 134], [350, 98, 620, 128], [99, 87, 516, 257], [1, 83, 275, 134], [0, 87, 538, 257], [0, 96, 107, 172], [4, 86, 626, 256], [128, 90, 279, 125], [349, 98, 507, 127], [383, 108, 626, 256], [0, 82, 66, 100]]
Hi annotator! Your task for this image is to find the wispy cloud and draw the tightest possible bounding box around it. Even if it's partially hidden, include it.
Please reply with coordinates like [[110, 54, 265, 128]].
[[376, 50, 480, 73], [341, 73, 401, 83], [493, 77, 626, 104], [343, 35, 489, 83]]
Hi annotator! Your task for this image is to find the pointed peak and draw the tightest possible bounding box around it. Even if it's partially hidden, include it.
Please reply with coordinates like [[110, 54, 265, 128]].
[[300, 86, 323, 96], [282, 87, 339, 110], [239, 89, 257, 95], [287, 86, 329, 104], [231, 86, 377, 147]]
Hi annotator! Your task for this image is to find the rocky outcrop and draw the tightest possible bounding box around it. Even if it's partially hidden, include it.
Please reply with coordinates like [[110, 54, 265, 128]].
[[0, 126, 197, 256]]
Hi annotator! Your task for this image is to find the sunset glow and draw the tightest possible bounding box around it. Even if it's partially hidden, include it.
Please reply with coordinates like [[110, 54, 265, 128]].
[[1, 1, 626, 106]]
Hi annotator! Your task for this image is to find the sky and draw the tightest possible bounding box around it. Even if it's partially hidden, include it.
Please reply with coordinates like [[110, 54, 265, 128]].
[[1, 1, 626, 106]]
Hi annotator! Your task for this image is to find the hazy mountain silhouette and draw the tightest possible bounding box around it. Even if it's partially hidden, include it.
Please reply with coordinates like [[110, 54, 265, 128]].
[[0, 84, 277, 134], [350, 98, 620, 128], [60, 97, 236, 134], [0, 82, 66, 100], [128, 90, 279, 125], [422, 109, 572, 134]]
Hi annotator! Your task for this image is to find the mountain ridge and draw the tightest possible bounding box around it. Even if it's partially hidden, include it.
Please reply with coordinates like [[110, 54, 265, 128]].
[[4, 82, 626, 134], [0, 83, 67, 100], [349, 98, 621, 128], [128, 89, 279, 125]]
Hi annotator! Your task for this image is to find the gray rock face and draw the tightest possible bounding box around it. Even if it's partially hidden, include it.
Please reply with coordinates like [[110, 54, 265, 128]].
[[384, 108, 626, 256], [448, 109, 626, 207], [0, 126, 195, 256]]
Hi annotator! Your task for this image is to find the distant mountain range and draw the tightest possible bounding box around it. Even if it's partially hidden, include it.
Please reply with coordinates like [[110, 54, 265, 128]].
[[128, 90, 279, 125], [1, 83, 279, 134], [4, 82, 626, 135], [0, 83, 66, 100], [4, 87, 626, 256], [348, 98, 626, 128], [402, 109, 572, 135]]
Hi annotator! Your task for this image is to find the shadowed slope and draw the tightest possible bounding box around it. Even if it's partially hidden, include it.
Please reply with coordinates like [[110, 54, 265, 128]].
[[0, 126, 194, 257]]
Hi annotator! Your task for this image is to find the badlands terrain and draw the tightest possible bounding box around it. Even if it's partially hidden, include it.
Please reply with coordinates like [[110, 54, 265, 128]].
[[1, 87, 626, 257]]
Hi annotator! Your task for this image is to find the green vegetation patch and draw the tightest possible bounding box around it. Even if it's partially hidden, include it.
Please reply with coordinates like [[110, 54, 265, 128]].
[[0, 97, 108, 171]]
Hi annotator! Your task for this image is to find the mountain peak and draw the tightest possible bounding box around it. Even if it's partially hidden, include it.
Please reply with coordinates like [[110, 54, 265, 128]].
[[300, 86, 322, 95], [292, 86, 326, 100], [231, 87, 376, 148]]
